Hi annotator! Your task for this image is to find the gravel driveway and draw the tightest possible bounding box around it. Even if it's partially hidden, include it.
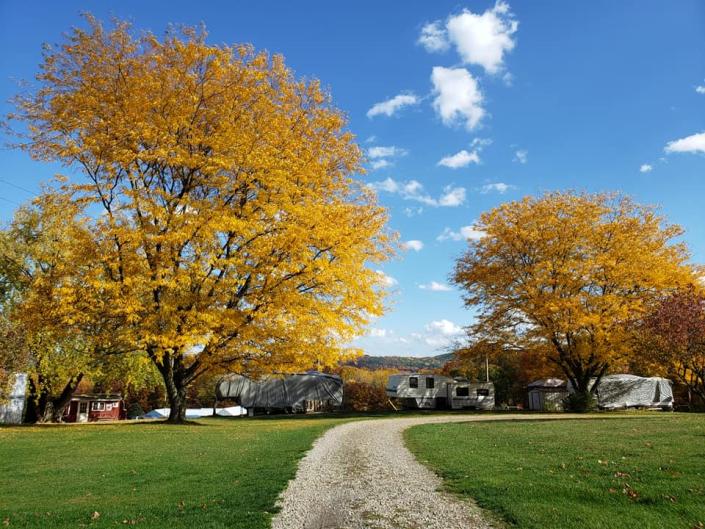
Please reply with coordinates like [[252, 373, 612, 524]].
[[271, 413, 589, 529]]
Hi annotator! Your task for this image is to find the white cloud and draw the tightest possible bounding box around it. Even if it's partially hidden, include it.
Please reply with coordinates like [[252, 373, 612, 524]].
[[367, 93, 420, 118], [426, 319, 464, 336], [368, 328, 389, 338], [514, 149, 528, 164], [370, 178, 466, 207], [696, 85, 705, 95], [481, 182, 515, 194], [639, 164, 653, 173], [403, 240, 424, 252], [445, 1, 518, 75], [437, 225, 486, 242], [439, 138, 491, 168], [368, 146, 407, 159], [365, 135, 377, 143], [438, 186, 466, 206], [419, 281, 453, 292], [418, 21, 450, 53], [422, 319, 465, 347], [438, 149, 481, 169], [367, 146, 408, 171], [403, 206, 424, 217], [371, 159, 392, 170], [664, 132, 705, 154], [431, 66, 485, 131], [375, 270, 398, 287]]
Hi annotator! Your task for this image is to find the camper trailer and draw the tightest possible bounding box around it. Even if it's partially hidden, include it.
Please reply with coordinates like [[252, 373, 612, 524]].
[[216, 372, 343, 415], [386, 374, 495, 411]]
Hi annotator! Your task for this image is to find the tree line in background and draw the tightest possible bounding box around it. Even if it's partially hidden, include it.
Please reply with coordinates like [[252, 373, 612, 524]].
[[0, 16, 391, 423]]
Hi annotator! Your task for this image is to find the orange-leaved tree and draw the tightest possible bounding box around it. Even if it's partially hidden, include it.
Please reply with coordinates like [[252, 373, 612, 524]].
[[453, 192, 695, 410], [9, 17, 392, 422]]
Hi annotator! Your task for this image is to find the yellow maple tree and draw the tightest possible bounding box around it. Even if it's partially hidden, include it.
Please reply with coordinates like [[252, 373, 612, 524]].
[[10, 17, 392, 422], [453, 192, 696, 410]]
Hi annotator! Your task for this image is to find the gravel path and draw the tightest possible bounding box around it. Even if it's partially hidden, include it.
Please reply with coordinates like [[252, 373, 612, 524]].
[[271, 413, 588, 529]]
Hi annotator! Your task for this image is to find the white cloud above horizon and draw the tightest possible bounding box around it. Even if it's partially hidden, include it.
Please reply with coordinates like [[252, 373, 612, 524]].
[[640, 164, 653, 173], [419, 281, 453, 292], [375, 270, 398, 287], [403, 240, 424, 252], [367, 93, 420, 118], [367, 145, 408, 171], [419, 1, 518, 75], [437, 225, 486, 242], [418, 21, 450, 53], [438, 149, 480, 169], [431, 66, 486, 131], [370, 177, 466, 207], [438, 138, 491, 169], [514, 149, 528, 164], [368, 146, 407, 159], [481, 182, 515, 194], [664, 132, 705, 154]]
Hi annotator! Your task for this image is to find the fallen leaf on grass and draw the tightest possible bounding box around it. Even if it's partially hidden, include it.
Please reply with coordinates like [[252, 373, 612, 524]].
[[91, 512, 100, 520]]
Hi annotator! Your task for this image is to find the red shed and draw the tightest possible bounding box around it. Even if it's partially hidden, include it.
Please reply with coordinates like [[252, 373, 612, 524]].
[[62, 394, 126, 423]]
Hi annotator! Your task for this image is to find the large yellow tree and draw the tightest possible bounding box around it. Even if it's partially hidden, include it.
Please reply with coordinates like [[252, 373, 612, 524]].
[[453, 192, 696, 410], [10, 17, 391, 422]]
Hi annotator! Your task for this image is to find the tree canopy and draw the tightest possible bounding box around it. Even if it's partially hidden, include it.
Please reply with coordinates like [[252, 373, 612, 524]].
[[453, 192, 696, 409], [9, 17, 391, 421]]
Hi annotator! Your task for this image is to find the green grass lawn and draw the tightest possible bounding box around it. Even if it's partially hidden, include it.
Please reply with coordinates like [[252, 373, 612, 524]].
[[406, 414, 705, 529], [0, 416, 350, 529]]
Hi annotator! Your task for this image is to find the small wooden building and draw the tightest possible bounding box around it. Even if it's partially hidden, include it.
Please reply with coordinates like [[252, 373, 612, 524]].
[[527, 379, 569, 411], [62, 394, 125, 423]]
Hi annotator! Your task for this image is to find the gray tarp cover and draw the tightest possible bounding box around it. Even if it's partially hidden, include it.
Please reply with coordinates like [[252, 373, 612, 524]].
[[216, 372, 343, 410], [595, 374, 673, 409]]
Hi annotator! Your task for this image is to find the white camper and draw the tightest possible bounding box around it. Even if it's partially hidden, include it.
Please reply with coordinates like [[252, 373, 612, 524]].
[[386, 374, 494, 411]]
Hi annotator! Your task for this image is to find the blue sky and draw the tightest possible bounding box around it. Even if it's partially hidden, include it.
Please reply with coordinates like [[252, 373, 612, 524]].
[[1, 1, 704, 357]]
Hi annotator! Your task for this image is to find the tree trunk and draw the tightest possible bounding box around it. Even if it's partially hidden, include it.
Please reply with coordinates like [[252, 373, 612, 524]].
[[24, 376, 50, 424], [50, 373, 84, 422], [153, 355, 189, 424], [557, 362, 607, 412]]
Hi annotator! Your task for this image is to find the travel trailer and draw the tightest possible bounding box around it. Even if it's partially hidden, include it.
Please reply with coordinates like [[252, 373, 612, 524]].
[[386, 374, 495, 410]]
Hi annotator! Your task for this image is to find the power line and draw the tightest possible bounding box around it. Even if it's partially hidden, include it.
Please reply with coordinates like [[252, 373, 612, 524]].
[[0, 177, 35, 196], [0, 196, 22, 207]]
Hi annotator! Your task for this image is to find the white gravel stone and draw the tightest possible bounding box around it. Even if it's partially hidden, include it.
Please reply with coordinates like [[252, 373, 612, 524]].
[[272, 413, 599, 529]]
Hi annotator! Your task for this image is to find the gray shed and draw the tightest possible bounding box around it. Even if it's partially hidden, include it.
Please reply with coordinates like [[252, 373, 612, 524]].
[[0, 373, 27, 424], [216, 372, 343, 414], [527, 378, 569, 411]]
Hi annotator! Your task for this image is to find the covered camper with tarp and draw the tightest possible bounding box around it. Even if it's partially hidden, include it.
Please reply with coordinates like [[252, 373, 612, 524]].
[[216, 372, 343, 414], [594, 374, 673, 410]]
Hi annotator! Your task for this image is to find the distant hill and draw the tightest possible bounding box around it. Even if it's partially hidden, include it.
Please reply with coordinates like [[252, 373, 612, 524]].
[[346, 352, 454, 371]]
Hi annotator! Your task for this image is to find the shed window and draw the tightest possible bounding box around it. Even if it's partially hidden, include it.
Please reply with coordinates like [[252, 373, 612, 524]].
[[425, 377, 435, 389], [477, 388, 490, 397], [92, 402, 105, 411], [409, 376, 419, 389], [456, 387, 469, 397]]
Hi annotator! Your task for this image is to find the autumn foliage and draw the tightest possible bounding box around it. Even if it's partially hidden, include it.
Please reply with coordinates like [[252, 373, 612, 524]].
[[644, 289, 705, 405], [7, 17, 391, 422], [453, 192, 696, 410]]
